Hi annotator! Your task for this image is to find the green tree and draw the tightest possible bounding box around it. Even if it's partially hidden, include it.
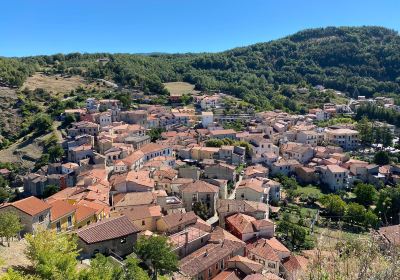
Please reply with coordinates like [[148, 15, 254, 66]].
[[192, 202, 210, 220], [375, 185, 400, 225], [48, 144, 64, 163], [124, 256, 150, 280], [354, 183, 377, 207], [364, 210, 379, 228], [0, 212, 23, 246], [79, 254, 124, 280], [42, 184, 60, 199], [320, 194, 347, 218], [356, 116, 373, 146], [346, 202, 366, 225], [134, 235, 178, 279], [373, 150, 390, 165], [25, 230, 80, 280], [148, 128, 165, 142], [31, 114, 53, 134]]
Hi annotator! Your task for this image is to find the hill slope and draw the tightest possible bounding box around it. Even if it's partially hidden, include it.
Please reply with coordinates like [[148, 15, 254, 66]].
[[1, 26, 400, 110]]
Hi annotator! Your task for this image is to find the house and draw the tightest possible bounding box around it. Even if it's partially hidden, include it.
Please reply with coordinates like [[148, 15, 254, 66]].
[[201, 112, 214, 128], [190, 147, 220, 161], [212, 270, 241, 280], [76, 215, 140, 258], [111, 205, 162, 232], [68, 144, 94, 163], [178, 227, 246, 280], [209, 129, 237, 140], [219, 145, 246, 165], [48, 200, 76, 233], [0, 196, 51, 235], [200, 95, 221, 110], [246, 238, 290, 275], [319, 165, 349, 191], [217, 200, 269, 228], [281, 143, 314, 164], [296, 130, 318, 146], [156, 211, 211, 234], [110, 170, 155, 193], [281, 254, 308, 280], [204, 162, 237, 183], [121, 150, 145, 171], [226, 213, 275, 241], [140, 143, 172, 161], [180, 180, 220, 216], [23, 173, 48, 197], [236, 178, 267, 203], [226, 255, 263, 275], [243, 165, 269, 179], [270, 159, 301, 176], [170, 226, 211, 259], [324, 128, 359, 150], [124, 135, 151, 150], [75, 204, 99, 229]]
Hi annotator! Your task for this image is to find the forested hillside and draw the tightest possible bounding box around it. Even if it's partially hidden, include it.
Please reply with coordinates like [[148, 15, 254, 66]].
[[2, 26, 400, 110]]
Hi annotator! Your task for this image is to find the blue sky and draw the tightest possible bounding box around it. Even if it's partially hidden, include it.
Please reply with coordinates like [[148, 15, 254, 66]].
[[2, 0, 400, 57]]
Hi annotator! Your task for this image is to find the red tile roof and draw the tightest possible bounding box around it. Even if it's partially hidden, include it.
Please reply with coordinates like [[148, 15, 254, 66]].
[[10, 196, 50, 216], [76, 215, 139, 244], [49, 200, 76, 221]]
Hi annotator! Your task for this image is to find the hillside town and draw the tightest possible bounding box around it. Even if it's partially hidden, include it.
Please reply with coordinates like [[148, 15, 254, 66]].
[[0, 88, 399, 280]]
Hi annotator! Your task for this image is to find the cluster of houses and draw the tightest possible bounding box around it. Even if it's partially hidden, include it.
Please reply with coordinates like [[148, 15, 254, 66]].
[[1, 94, 399, 280]]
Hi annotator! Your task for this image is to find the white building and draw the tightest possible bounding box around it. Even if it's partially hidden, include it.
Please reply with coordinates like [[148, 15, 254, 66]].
[[201, 112, 214, 128]]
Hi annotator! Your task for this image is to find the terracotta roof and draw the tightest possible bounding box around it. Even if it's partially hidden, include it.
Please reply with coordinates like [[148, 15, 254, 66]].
[[75, 204, 98, 222], [226, 213, 256, 234], [282, 254, 308, 277], [140, 143, 169, 154], [113, 192, 156, 208], [237, 178, 265, 193], [10, 196, 50, 216], [111, 205, 162, 221], [244, 273, 283, 280], [248, 240, 280, 262], [48, 200, 76, 221], [265, 237, 290, 253], [179, 228, 245, 277], [217, 200, 268, 214], [212, 271, 240, 280], [227, 255, 263, 273], [159, 211, 198, 229], [76, 215, 139, 244], [181, 180, 219, 193]]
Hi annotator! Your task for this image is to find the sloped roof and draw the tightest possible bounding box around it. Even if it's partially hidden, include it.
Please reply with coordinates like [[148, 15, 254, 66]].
[[76, 215, 139, 244], [9, 196, 50, 216]]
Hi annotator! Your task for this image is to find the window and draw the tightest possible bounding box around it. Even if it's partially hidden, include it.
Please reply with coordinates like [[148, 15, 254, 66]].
[[192, 194, 197, 202], [208, 268, 212, 278], [67, 216, 72, 228], [200, 238, 204, 243], [120, 237, 127, 244], [38, 215, 44, 223], [220, 259, 224, 269], [268, 263, 276, 269], [56, 221, 61, 232], [142, 220, 146, 226]]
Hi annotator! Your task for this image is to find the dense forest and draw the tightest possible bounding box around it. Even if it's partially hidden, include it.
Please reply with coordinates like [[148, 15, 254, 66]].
[[1, 26, 400, 111]]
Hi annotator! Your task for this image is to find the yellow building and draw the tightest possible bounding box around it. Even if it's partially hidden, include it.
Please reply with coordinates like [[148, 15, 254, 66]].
[[49, 200, 76, 233]]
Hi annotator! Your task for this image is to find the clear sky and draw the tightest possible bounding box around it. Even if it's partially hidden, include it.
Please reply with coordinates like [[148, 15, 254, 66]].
[[2, 0, 400, 57]]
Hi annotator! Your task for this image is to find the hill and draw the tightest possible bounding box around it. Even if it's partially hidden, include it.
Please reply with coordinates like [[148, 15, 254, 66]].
[[1, 26, 400, 112]]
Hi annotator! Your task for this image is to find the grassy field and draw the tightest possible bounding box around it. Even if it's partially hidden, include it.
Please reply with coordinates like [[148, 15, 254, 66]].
[[294, 185, 324, 197], [163, 82, 199, 96], [23, 73, 87, 95]]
